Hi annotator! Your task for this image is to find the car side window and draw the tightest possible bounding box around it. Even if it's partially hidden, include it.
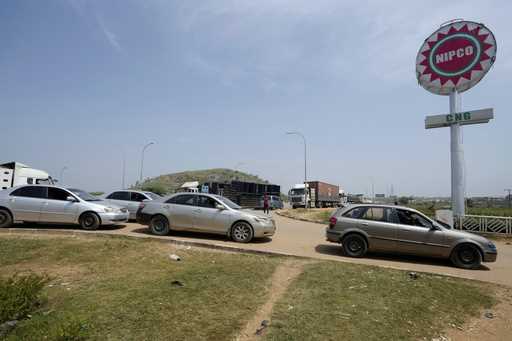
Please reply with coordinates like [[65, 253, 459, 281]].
[[47, 187, 72, 201], [10, 186, 47, 199], [361, 207, 393, 223], [130, 192, 147, 202], [197, 196, 218, 208], [396, 209, 432, 228], [169, 194, 196, 206], [108, 191, 130, 201], [342, 207, 367, 219]]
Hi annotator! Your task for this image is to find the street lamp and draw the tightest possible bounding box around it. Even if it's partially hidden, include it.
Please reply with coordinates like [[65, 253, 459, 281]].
[[286, 131, 308, 207], [505, 189, 512, 209], [139, 141, 155, 183], [60, 166, 68, 185]]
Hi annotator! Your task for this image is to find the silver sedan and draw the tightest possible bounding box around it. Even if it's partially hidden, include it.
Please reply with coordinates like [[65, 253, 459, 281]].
[[103, 190, 162, 220], [137, 193, 276, 243], [0, 185, 128, 230], [326, 204, 497, 269]]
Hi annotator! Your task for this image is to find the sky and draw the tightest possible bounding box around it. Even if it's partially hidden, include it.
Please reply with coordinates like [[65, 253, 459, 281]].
[[1, 0, 510, 197]]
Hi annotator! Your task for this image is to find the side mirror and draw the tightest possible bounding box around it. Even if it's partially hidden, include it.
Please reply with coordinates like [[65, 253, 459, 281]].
[[215, 204, 225, 210], [66, 196, 77, 202], [429, 224, 438, 231]]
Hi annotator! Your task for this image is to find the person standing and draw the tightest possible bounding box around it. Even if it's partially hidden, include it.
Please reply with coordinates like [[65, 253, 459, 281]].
[[263, 193, 269, 214]]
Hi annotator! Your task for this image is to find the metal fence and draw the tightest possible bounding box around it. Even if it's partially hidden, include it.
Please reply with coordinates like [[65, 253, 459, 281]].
[[455, 214, 512, 235]]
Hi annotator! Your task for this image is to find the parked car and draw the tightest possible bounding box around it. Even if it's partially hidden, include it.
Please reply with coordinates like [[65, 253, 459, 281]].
[[0, 185, 129, 230], [258, 195, 284, 210], [137, 193, 276, 243], [326, 204, 497, 269], [104, 190, 162, 219]]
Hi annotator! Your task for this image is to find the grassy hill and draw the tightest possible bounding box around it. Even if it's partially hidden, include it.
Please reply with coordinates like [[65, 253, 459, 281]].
[[133, 168, 269, 195]]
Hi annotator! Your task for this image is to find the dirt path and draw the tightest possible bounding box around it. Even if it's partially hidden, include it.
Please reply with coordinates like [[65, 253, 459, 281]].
[[444, 287, 512, 341], [235, 260, 306, 341]]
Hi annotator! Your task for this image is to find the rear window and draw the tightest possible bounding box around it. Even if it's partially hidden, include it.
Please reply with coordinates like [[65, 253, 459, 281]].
[[10, 186, 46, 199]]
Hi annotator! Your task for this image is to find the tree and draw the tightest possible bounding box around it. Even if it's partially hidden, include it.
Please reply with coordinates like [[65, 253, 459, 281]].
[[398, 196, 410, 205], [140, 183, 167, 196]]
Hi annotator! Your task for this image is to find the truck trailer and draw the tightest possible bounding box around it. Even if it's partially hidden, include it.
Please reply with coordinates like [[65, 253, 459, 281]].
[[0, 162, 54, 190], [288, 181, 340, 209]]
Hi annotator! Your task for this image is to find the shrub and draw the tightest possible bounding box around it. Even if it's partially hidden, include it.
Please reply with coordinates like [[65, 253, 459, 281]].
[[0, 274, 50, 323]]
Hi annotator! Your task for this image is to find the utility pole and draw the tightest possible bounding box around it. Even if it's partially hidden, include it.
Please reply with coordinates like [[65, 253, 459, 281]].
[[286, 131, 308, 208], [139, 141, 155, 184], [505, 189, 512, 208], [122, 153, 126, 189]]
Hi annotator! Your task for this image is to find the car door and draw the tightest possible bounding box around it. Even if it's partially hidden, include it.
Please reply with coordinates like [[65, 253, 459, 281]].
[[193, 195, 230, 233], [357, 206, 398, 252], [128, 192, 148, 219], [394, 208, 447, 257], [40, 187, 80, 223], [166, 194, 197, 231], [8, 186, 46, 222]]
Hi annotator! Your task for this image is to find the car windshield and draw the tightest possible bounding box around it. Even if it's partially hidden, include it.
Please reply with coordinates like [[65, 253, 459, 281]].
[[214, 195, 241, 210], [67, 188, 102, 202], [290, 189, 304, 195], [435, 219, 452, 229], [144, 192, 162, 200]]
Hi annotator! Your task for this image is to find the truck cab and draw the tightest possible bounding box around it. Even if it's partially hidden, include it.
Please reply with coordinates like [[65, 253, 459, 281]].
[[0, 162, 54, 190], [288, 184, 308, 209]]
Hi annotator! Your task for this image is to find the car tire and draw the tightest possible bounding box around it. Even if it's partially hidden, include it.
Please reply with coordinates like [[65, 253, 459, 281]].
[[79, 212, 100, 230], [231, 222, 254, 243], [451, 244, 482, 269], [0, 209, 13, 228], [150, 215, 170, 236], [342, 234, 368, 258]]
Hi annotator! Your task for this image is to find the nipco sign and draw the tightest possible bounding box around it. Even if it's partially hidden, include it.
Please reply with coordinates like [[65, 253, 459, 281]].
[[416, 20, 496, 95], [418, 20, 496, 218]]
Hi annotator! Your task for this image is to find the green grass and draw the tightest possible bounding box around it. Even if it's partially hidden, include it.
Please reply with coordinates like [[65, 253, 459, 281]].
[[0, 235, 280, 340], [278, 208, 335, 224], [409, 203, 512, 218], [265, 262, 495, 341]]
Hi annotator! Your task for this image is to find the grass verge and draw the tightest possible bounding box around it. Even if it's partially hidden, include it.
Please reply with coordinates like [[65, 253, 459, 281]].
[[264, 262, 496, 341], [0, 235, 280, 340], [277, 208, 334, 224]]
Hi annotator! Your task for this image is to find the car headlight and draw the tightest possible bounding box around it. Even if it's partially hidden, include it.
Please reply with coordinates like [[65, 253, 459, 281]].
[[252, 216, 269, 223], [104, 207, 114, 213], [487, 242, 496, 251]]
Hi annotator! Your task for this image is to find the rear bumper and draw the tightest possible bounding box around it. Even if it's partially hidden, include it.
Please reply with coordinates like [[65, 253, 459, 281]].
[[483, 251, 497, 263], [326, 227, 342, 242], [99, 212, 129, 225], [136, 211, 152, 225]]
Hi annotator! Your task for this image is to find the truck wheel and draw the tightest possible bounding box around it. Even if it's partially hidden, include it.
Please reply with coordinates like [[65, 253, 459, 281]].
[[80, 212, 100, 230], [0, 209, 13, 228]]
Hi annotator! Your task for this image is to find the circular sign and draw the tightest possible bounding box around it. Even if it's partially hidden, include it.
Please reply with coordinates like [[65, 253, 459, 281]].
[[416, 20, 496, 95]]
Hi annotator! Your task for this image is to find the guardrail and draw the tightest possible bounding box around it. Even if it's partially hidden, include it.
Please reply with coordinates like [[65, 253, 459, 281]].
[[455, 214, 512, 235]]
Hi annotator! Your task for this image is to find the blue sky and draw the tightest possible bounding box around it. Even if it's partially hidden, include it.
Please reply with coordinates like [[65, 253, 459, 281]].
[[1, 0, 510, 196]]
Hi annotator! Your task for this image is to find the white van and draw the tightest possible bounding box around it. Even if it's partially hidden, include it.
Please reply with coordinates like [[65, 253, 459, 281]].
[[0, 162, 54, 190]]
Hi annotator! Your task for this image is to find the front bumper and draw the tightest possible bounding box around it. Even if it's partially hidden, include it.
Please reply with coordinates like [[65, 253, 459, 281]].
[[253, 219, 276, 238], [98, 211, 129, 225], [483, 251, 497, 263]]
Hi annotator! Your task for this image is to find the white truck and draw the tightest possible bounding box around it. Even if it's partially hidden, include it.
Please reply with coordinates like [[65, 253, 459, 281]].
[[0, 162, 54, 190], [288, 181, 341, 209]]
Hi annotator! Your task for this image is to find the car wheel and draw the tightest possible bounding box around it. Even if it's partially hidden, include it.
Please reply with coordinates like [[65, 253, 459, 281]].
[[231, 222, 254, 243], [451, 244, 482, 269], [80, 212, 100, 230], [0, 209, 13, 228], [150, 215, 170, 236], [342, 234, 368, 258]]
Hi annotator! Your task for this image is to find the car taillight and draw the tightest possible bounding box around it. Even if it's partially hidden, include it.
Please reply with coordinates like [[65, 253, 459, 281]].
[[329, 216, 337, 228], [139, 203, 145, 210]]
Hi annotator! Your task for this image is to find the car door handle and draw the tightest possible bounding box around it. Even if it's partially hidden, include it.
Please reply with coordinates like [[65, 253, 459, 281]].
[[360, 222, 369, 226], [43, 202, 49, 206], [194, 209, 201, 213]]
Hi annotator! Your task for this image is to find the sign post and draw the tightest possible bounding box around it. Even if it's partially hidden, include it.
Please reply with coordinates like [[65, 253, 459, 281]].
[[416, 20, 497, 217]]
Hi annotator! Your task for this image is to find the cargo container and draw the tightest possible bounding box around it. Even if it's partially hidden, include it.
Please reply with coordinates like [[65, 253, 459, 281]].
[[288, 181, 340, 208]]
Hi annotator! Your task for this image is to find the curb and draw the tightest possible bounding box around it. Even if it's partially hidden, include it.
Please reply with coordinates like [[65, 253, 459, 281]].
[[274, 210, 327, 225], [0, 227, 303, 260]]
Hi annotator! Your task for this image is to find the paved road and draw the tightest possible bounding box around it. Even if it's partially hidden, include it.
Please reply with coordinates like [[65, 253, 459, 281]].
[[4, 213, 512, 287]]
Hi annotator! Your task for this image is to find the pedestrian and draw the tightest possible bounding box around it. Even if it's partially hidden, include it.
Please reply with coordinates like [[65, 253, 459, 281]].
[[263, 193, 269, 214]]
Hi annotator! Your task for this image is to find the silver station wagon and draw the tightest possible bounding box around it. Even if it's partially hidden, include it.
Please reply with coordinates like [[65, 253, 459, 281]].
[[137, 193, 276, 243], [326, 204, 497, 269], [0, 185, 129, 230], [104, 190, 162, 220]]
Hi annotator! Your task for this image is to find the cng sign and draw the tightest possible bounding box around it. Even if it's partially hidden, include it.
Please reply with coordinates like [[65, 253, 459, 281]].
[[416, 21, 496, 95]]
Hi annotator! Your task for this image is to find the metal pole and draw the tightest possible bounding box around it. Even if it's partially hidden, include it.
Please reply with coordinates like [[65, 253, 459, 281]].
[[139, 142, 155, 183], [286, 131, 308, 207], [450, 91, 465, 216], [60, 166, 68, 186], [505, 189, 512, 208], [122, 153, 126, 189]]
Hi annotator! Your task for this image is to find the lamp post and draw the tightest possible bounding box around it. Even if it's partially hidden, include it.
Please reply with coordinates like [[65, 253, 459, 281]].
[[506, 189, 512, 209], [60, 166, 68, 185], [286, 131, 308, 207], [139, 141, 155, 183]]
